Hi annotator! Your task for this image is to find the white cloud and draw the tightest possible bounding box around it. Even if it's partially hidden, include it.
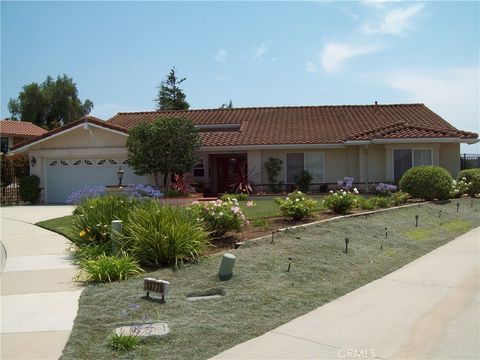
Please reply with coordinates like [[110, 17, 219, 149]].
[[253, 43, 269, 58], [305, 61, 318, 73], [320, 42, 382, 73], [385, 66, 480, 151], [362, 3, 425, 36], [214, 48, 227, 62], [359, 0, 399, 9]]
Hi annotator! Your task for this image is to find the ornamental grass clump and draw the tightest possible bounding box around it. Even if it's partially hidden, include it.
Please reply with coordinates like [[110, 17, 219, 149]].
[[275, 191, 317, 220], [189, 198, 248, 237], [77, 252, 143, 283], [72, 194, 144, 247], [125, 201, 210, 267], [323, 188, 359, 214]]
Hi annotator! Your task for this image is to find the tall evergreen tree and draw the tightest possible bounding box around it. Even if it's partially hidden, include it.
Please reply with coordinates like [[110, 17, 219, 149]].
[[155, 67, 190, 111], [8, 74, 93, 129]]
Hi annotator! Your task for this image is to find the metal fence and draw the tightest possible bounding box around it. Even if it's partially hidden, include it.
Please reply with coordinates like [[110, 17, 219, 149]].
[[1, 154, 30, 205], [460, 154, 480, 170]]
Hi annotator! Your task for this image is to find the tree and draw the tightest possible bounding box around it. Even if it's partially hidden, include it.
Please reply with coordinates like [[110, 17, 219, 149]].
[[155, 67, 189, 110], [126, 117, 200, 189], [8, 74, 93, 129], [220, 100, 233, 109]]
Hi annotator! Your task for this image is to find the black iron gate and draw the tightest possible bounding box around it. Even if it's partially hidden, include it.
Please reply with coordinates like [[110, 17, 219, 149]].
[[460, 154, 480, 170], [1, 154, 30, 205]]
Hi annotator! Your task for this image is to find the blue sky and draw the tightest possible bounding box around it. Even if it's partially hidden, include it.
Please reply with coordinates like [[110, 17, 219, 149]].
[[1, 1, 479, 151]]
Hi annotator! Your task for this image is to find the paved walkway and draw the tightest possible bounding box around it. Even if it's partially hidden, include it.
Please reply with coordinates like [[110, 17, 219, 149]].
[[213, 227, 480, 360], [0, 205, 81, 360]]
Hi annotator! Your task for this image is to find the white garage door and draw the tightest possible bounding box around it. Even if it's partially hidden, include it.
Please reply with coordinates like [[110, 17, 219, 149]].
[[45, 157, 146, 203]]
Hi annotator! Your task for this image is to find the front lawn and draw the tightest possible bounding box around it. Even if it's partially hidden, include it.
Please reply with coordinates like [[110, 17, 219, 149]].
[[57, 198, 480, 360]]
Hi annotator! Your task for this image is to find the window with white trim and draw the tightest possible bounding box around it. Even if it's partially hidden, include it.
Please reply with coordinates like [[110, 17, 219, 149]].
[[193, 159, 205, 177], [393, 148, 433, 181], [286, 152, 324, 183]]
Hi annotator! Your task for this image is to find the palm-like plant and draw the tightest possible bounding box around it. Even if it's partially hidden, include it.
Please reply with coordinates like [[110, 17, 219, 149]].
[[229, 162, 257, 194]]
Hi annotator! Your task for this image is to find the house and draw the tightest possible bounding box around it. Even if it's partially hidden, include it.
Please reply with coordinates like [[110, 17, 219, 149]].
[[10, 103, 478, 204], [0, 119, 47, 153]]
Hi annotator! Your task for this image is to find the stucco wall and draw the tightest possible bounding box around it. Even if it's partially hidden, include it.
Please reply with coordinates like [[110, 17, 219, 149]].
[[439, 143, 461, 176]]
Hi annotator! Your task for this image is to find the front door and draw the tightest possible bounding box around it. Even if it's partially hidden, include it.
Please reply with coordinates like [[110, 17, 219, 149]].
[[216, 155, 247, 193]]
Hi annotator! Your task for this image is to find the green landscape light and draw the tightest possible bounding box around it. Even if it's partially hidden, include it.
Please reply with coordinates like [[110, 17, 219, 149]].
[[287, 257, 293, 272], [271, 231, 275, 244], [415, 215, 419, 227], [344, 237, 350, 253], [439, 210, 442, 218], [456, 202, 460, 212]]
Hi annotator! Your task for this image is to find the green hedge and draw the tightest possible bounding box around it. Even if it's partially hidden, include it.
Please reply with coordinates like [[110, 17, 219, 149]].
[[457, 168, 480, 197], [399, 166, 452, 200]]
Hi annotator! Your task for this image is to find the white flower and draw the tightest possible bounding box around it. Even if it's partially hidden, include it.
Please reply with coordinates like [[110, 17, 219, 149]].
[[353, 188, 359, 194], [286, 197, 290, 201], [329, 190, 333, 194], [219, 212, 223, 216], [295, 198, 300, 202]]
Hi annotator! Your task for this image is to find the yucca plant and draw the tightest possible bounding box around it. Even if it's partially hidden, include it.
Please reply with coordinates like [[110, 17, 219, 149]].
[[229, 162, 257, 194], [124, 202, 210, 267], [77, 252, 143, 283], [170, 173, 196, 195]]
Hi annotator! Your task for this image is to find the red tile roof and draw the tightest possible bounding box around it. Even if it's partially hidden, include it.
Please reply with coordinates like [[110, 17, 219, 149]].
[[107, 104, 477, 146], [0, 120, 48, 137]]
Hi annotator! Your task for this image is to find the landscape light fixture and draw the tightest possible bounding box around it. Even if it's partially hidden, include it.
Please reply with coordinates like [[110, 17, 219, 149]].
[[385, 227, 388, 239], [287, 257, 293, 272], [456, 203, 460, 212], [439, 210, 442, 219], [415, 215, 419, 227], [271, 231, 275, 244], [344, 237, 350, 253], [117, 166, 124, 187]]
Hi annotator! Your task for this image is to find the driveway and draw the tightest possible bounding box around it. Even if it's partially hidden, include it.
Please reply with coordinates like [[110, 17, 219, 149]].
[[213, 226, 480, 359], [1, 205, 81, 360]]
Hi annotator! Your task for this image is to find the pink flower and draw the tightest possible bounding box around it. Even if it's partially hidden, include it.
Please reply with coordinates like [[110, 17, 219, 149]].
[[246, 201, 255, 208]]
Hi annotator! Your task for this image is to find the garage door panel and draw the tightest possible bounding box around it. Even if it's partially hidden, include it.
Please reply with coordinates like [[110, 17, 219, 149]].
[[45, 158, 145, 203]]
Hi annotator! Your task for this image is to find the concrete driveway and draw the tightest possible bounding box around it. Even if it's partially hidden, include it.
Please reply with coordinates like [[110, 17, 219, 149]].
[[213, 227, 480, 360], [0, 205, 81, 360]]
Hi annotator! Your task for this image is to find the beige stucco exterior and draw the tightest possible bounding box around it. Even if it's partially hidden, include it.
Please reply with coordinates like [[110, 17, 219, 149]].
[[15, 120, 465, 202]]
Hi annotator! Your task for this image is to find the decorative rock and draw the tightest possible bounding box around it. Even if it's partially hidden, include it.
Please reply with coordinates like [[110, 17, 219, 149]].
[[187, 295, 223, 302], [115, 322, 169, 337]]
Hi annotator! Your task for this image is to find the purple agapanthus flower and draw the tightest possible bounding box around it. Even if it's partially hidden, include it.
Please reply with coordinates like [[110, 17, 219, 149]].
[[338, 177, 354, 190], [123, 184, 163, 199], [376, 183, 397, 195], [66, 186, 107, 204]]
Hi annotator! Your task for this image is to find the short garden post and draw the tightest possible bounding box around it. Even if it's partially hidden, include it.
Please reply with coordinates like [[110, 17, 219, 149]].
[[218, 253, 235, 281], [111, 220, 123, 254]]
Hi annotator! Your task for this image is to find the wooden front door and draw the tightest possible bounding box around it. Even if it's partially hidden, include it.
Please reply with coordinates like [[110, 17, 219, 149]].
[[216, 156, 246, 193]]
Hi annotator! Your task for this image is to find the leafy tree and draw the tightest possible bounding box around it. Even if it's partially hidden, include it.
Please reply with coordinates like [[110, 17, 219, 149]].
[[8, 74, 93, 129], [126, 117, 200, 189], [155, 67, 189, 111]]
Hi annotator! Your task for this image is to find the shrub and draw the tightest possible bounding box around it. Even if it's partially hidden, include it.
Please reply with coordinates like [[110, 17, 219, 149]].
[[72, 194, 144, 247], [189, 199, 247, 237], [457, 168, 480, 197], [77, 252, 143, 283], [371, 196, 391, 208], [399, 166, 453, 200], [66, 186, 107, 204], [265, 157, 283, 193], [108, 333, 140, 352], [275, 191, 317, 220], [358, 198, 375, 210], [163, 189, 183, 197], [450, 178, 471, 198], [123, 184, 163, 198], [18, 175, 41, 203], [221, 193, 248, 201], [125, 202, 210, 266], [170, 173, 196, 195], [375, 183, 397, 196], [323, 189, 359, 214], [390, 191, 410, 206], [295, 170, 313, 192]]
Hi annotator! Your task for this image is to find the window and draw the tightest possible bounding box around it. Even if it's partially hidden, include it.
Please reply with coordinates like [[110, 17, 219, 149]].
[[193, 159, 205, 177], [286, 152, 324, 183], [1, 137, 8, 153], [393, 149, 433, 181]]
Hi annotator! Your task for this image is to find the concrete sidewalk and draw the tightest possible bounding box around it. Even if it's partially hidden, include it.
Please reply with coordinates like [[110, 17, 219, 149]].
[[213, 227, 480, 360], [1, 205, 81, 360]]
